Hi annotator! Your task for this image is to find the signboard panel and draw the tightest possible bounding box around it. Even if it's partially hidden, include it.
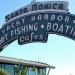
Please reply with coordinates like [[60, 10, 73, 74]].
[[18, 32, 48, 45], [5, 1, 69, 22], [0, 12, 75, 51]]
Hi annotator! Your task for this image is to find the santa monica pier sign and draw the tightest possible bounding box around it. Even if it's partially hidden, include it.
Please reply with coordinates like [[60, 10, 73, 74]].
[[0, 0, 75, 51]]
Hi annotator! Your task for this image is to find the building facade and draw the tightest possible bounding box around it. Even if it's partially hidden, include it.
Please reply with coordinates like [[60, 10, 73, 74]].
[[0, 56, 55, 75]]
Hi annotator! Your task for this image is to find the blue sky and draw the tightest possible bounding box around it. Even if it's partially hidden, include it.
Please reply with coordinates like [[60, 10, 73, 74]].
[[0, 0, 75, 75]]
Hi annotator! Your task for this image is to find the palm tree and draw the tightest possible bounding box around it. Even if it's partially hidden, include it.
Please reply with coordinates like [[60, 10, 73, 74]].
[[0, 69, 9, 75]]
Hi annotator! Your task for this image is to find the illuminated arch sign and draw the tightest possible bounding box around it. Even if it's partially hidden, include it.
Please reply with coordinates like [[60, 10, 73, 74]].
[[0, 11, 75, 51], [0, 1, 75, 52], [5, 1, 68, 22]]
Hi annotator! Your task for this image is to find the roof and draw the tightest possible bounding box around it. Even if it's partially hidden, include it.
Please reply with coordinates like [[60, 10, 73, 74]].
[[0, 56, 55, 69]]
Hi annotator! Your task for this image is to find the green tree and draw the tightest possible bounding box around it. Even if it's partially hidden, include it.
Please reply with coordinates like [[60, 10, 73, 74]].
[[14, 65, 27, 75], [21, 65, 27, 75], [37, 68, 40, 75], [32, 67, 36, 72], [32, 67, 36, 75], [14, 65, 20, 75], [42, 69, 46, 75], [0, 69, 9, 75]]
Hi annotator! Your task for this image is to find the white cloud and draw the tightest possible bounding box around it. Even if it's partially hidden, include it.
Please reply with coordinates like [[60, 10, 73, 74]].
[[49, 67, 75, 75]]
